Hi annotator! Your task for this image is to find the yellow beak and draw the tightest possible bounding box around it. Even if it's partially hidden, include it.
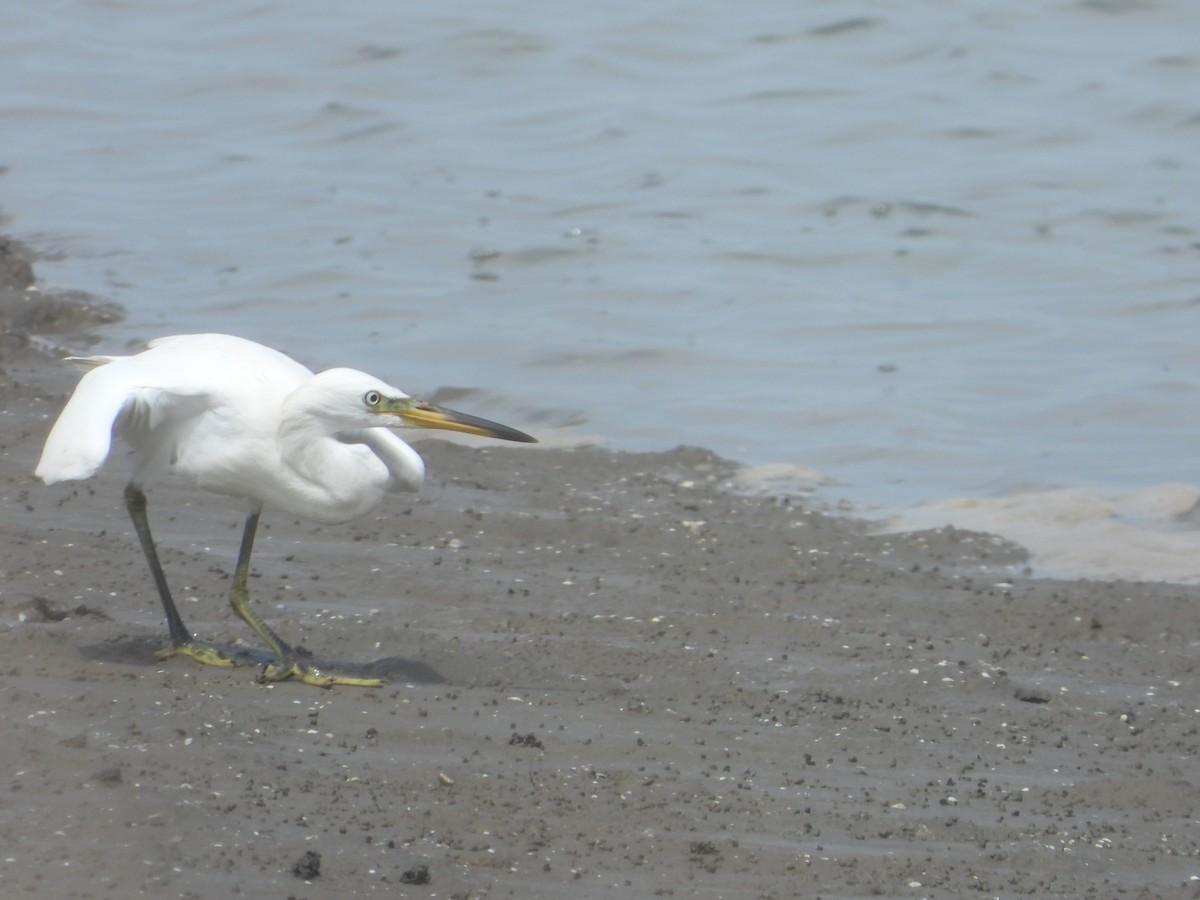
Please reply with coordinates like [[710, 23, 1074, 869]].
[[379, 398, 536, 443]]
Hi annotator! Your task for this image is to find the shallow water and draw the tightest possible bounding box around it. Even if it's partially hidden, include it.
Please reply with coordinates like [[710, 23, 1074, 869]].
[[4, 1, 1200, 579]]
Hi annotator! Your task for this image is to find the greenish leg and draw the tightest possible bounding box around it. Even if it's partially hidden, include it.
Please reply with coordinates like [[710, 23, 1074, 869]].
[[126, 484, 382, 688], [230, 502, 383, 689]]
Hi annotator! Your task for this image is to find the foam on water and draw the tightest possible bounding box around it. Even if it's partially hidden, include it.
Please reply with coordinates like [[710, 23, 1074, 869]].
[[882, 484, 1200, 584]]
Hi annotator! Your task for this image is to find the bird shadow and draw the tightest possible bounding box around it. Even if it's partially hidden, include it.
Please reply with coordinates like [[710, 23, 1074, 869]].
[[79, 636, 447, 685]]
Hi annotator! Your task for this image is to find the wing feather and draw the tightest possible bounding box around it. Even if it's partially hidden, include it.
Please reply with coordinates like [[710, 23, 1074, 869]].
[[35, 357, 208, 484]]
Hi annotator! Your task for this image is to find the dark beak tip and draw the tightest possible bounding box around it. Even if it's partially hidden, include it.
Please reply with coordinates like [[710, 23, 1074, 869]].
[[497, 428, 537, 444]]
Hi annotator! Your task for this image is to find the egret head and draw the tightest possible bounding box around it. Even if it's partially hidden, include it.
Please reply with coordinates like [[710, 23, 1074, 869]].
[[306, 368, 536, 443]]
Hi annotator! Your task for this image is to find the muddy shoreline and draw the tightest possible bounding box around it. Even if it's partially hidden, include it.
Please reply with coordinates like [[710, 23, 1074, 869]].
[[2, 238, 1197, 898]]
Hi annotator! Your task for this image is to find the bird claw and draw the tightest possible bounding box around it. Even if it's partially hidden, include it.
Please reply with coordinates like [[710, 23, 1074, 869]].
[[158, 639, 383, 687], [258, 658, 385, 689], [156, 639, 240, 668]]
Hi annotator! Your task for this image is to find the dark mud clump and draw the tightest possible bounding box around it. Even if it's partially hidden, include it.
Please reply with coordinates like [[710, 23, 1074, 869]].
[[290, 849, 321, 879]]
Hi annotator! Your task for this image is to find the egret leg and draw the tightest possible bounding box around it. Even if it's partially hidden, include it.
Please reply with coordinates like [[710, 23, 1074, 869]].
[[124, 483, 239, 669], [232, 503, 384, 688]]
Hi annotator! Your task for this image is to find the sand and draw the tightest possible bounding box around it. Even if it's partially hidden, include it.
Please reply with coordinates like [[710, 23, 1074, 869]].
[[1, 237, 1198, 898]]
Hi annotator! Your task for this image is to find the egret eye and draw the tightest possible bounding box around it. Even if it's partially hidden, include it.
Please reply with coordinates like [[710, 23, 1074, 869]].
[[363, 390, 382, 408]]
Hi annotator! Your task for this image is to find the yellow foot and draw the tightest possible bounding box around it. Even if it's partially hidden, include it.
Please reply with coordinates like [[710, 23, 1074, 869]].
[[259, 658, 385, 689], [157, 639, 383, 687], [156, 639, 242, 668]]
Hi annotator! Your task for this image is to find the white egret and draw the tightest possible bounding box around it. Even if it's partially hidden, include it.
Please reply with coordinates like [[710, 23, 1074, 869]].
[[35, 333, 536, 687]]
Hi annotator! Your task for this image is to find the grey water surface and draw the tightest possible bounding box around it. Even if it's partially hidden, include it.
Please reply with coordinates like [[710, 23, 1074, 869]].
[[4, 1, 1198, 520]]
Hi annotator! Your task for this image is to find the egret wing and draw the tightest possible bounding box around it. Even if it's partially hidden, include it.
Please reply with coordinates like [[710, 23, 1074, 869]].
[[35, 358, 209, 484]]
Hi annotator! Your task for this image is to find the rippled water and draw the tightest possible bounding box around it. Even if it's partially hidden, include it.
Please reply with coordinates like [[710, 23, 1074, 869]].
[[4, 1, 1199, 578]]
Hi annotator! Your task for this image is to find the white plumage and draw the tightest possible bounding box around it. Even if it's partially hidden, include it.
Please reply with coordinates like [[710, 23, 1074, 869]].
[[37, 333, 430, 519], [36, 333, 535, 686]]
